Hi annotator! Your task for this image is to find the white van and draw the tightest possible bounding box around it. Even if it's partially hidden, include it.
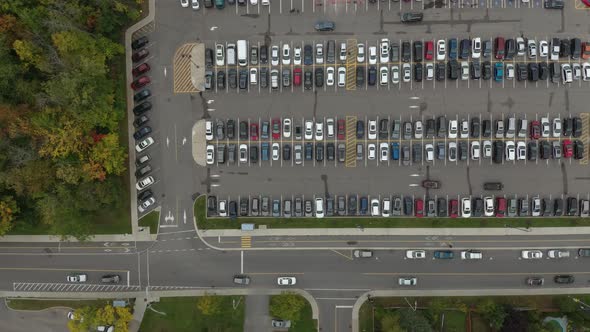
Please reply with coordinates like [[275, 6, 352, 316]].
[[226, 43, 236, 65], [237, 40, 248, 67], [506, 117, 516, 138], [315, 197, 324, 218], [381, 198, 391, 217]]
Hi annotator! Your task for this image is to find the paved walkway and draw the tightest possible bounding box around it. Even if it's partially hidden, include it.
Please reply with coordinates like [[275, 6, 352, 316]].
[[244, 295, 272, 332]]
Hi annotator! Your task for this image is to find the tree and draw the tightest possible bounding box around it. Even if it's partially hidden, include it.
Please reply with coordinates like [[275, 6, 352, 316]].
[[0, 195, 19, 235], [553, 296, 578, 313], [269, 292, 307, 322], [476, 299, 507, 330], [113, 306, 133, 332], [67, 304, 132, 332], [197, 294, 223, 316], [500, 309, 529, 332], [380, 312, 406, 332], [397, 308, 433, 332]]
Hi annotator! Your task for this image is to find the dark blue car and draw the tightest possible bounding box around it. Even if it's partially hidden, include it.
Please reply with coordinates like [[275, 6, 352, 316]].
[[448, 38, 458, 60], [391, 143, 400, 160], [434, 251, 454, 259], [494, 62, 503, 82]]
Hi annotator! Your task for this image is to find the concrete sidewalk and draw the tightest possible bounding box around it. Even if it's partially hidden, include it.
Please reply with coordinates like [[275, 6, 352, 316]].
[[0, 233, 156, 243], [199, 226, 590, 237]]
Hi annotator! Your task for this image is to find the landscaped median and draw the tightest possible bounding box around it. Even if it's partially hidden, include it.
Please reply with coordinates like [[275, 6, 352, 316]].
[[194, 196, 590, 230], [269, 292, 317, 332]]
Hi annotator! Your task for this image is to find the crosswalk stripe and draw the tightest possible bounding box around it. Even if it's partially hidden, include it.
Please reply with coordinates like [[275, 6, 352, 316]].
[[241, 236, 252, 248]]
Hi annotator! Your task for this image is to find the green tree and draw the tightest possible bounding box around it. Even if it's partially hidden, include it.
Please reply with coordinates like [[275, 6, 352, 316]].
[[553, 296, 578, 313], [270, 292, 307, 322], [0, 195, 19, 234], [197, 294, 223, 316], [397, 308, 433, 332], [476, 298, 507, 330], [381, 312, 406, 332]]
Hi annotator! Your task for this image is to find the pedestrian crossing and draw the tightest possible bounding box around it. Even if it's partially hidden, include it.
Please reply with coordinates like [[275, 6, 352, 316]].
[[241, 236, 252, 248], [13, 282, 141, 293]]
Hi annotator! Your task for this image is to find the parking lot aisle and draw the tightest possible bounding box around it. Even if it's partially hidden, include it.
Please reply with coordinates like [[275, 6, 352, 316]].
[[580, 113, 589, 165], [301, 116, 305, 167], [466, 114, 470, 166], [323, 116, 327, 168], [364, 115, 368, 168]]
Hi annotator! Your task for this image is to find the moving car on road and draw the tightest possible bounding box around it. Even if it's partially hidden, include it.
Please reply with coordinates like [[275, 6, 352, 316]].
[[277, 277, 297, 286]]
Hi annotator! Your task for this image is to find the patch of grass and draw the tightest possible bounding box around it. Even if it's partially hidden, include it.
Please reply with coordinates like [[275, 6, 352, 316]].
[[6, 299, 115, 311], [358, 302, 375, 332], [139, 210, 160, 234], [289, 297, 317, 332], [194, 195, 590, 230], [470, 313, 491, 332], [139, 296, 245, 332], [443, 311, 466, 332]]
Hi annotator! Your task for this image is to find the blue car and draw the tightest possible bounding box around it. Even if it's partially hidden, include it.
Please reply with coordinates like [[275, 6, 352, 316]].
[[434, 251, 454, 259], [391, 143, 400, 160], [448, 38, 458, 60], [494, 62, 503, 82], [261, 142, 269, 161]]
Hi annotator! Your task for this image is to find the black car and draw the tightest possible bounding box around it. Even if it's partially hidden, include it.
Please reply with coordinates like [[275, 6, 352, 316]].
[[505, 39, 516, 60], [135, 164, 152, 177], [544, 0, 564, 8], [528, 63, 538, 81], [314, 21, 335, 31], [138, 189, 154, 203], [134, 89, 151, 103], [134, 115, 149, 128], [259, 45, 268, 64], [528, 142, 538, 160], [228, 200, 237, 218], [458, 141, 468, 160], [401, 12, 423, 23], [348, 195, 357, 215], [403, 196, 413, 216], [413, 41, 423, 62], [250, 146, 258, 163], [305, 143, 313, 161], [538, 62, 549, 80], [567, 197, 578, 216], [239, 121, 248, 139], [437, 198, 447, 217], [573, 117, 582, 137], [326, 143, 335, 161], [368, 66, 377, 86], [226, 120, 235, 139], [493, 141, 504, 164], [540, 141, 551, 159], [482, 119, 491, 138], [412, 143, 422, 162], [379, 119, 389, 139], [304, 44, 313, 65], [550, 62, 560, 82], [447, 60, 459, 80], [283, 144, 291, 161], [133, 126, 152, 140], [414, 63, 423, 82], [304, 70, 313, 90], [240, 198, 249, 216], [205, 48, 214, 68], [356, 67, 365, 87], [471, 118, 480, 138], [571, 38, 581, 59], [260, 68, 268, 88], [435, 63, 445, 81], [316, 143, 324, 162], [574, 140, 584, 160], [239, 69, 248, 89], [560, 39, 571, 58], [473, 198, 484, 217], [470, 61, 481, 80], [563, 117, 573, 136], [356, 120, 365, 139], [425, 119, 435, 138], [482, 61, 491, 80], [132, 36, 149, 50], [315, 68, 324, 87], [554, 198, 563, 216], [401, 41, 411, 62], [133, 101, 152, 116], [482, 40, 492, 58], [390, 43, 400, 62], [516, 63, 527, 81], [459, 39, 471, 59], [228, 69, 237, 89], [217, 70, 226, 89], [554, 275, 574, 284]]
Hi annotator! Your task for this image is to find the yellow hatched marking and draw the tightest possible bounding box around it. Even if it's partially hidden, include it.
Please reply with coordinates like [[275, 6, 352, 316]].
[[173, 43, 198, 94], [241, 236, 252, 248], [345, 116, 358, 167], [345, 39, 357, 91]]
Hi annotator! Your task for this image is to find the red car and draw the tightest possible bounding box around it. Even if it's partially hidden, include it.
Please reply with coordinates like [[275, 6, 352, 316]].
[[293, 68, 302, 86], [530, 120, 541, 139], [415, 199, 424, 218], [449, 199, 459, 218], [337, 119, 346, 140], [582, 0, 590, 7], [582, 42, 590, 60], [132, 63, 151, 77], [132, 49, 149, 62], [271, 118, 281, 139], [424, 41, 434, 61], [495, 197, 506, 217], [131, 76, 151, 90], [563, 140, 573, 158], [250, 123, 259, 141]]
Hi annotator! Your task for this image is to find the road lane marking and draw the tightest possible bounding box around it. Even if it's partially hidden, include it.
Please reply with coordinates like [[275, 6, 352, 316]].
[[330, 249, 353, 260]]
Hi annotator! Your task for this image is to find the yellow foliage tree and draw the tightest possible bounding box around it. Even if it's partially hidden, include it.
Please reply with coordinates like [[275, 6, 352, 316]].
[[114, 306, 133, 332]]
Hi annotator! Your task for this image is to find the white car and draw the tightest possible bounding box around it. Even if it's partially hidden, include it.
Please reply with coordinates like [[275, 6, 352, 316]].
[[282, 44, 291, 65], [315, 43, 324, 64], [136, 176, 154, 191], [516, 37, 525, 56], [505, 141, 515, 161], [368, 120, 377, 139], [398, 277, 417, 286], [461, 197, 471, 218], [367, 143, 376, 160], [547, 250, 570, 259], [191, 0, 200, 10], [337, 67, 346, 87], [277, 277, 297, 286], [516, 141, 526, 160], [136, 137, 154, 153], [261, 0, 270, 5], [304, 120, 313, 140], [402, 63, 411, 82], [461, 61, 469, 80], [425, 144, 434, 162], [249, 68, 258, 85], [484, 197, 494, 216], [539, 40, 548, 58], [414, 121, 423, 139], [448, 142, 457, 162], [370, 199, 380, 216], [436, 39, 446, 61], [562, 64, 573, 84], [206, 145, 214, 165], [483, 140, 492, 158], [459, 120, 469, 138], [357, 43, 365, 63], [471, 141, 480, 160], [541, 117, 550, 137], [380, 38, 390, 63], [552, 118, 562, 137], [283, 119, 291, 138], [505, 63, 515, 80], [573, 63, 582, 80], [425, 63, 434, 80], [180, 0, 189, 7], [527, 40, 537, 58], [406, 250, 426, 259], [448, 120, 458, 139], [391, 66, 400, 84], [215, 44, 224, 66], [271, 143, 280, 161], [271, 45, 280, 66], [205, 121, 213, 140], [379, 66, 388, 85], [379, 143, 389, 161], [239, 144, 248, 163], [326, 67, 335, 86], [218, 200, 227, 216], [250, 0, 258, 4], [461, 250, 483, 260], [583, 62, 590, 81], [315, 121, 324, 140], [550, 41, 560, 61], [368, 46, 377, 65], [66, 273, 87, 283], [315, 197, 324, 218], [471, 37, 481, 59], [326, 118, 334, 138], [521, 250, 543, 259], [138, 197, 155, 213], [293, 46, 301, 65]]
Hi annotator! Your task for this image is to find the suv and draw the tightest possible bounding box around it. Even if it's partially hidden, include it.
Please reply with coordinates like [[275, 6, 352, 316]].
[[233, 274, 251, 285], [101, 274, 121, 283]]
